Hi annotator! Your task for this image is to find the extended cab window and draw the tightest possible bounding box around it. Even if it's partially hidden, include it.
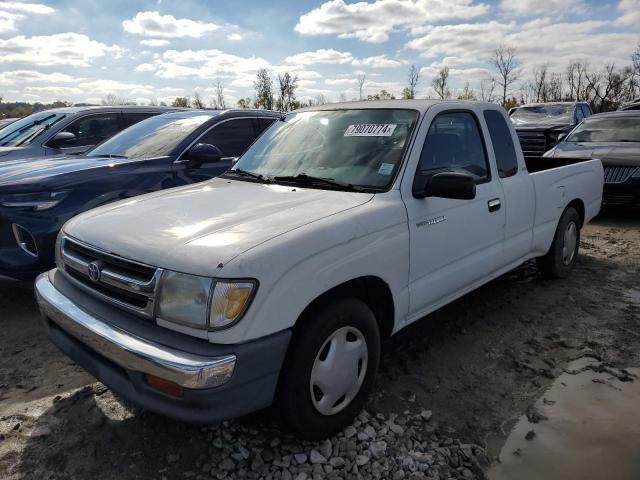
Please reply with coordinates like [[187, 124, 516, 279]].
[[483, 110, 519, 178], [417, 112, 489, 182], [59, 113, 121, 148], [199, 118, 256, 157]]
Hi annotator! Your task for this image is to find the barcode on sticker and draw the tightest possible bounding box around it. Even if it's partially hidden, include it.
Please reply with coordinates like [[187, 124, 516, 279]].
[[344, 124, 397, 137]]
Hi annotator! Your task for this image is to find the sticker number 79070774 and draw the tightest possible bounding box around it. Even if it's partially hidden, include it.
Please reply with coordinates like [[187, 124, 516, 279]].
[[344, 123, 397, 137]]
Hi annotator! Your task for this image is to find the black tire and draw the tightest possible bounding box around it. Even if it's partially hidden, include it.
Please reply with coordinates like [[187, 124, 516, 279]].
[[536, 206, 581, 279], [275, 297, 381, 440]]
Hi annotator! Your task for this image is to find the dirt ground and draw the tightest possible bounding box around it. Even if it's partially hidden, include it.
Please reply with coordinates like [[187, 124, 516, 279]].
[[0, 209, 638, 479]]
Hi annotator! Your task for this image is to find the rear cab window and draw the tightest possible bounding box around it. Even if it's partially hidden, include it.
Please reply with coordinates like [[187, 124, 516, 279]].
[[483, 110, 519, 178]]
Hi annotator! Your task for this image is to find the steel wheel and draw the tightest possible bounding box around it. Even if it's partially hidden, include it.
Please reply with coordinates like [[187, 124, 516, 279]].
[[562, 221, 578, 265], [309, 326, 368, 416]]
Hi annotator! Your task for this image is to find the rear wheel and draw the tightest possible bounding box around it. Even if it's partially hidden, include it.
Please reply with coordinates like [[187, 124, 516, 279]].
[[536, 206, 581, 279], [276, 297, 380, 440]]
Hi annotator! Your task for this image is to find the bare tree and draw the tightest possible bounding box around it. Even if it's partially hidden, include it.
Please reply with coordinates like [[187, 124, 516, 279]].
[[148, 98, 158, 106], [630, 43, 640, 99], [531, 65, 548, 102], [338, 93, 347, 103], [491, 45, 520, 106], [254, 69, 274, 110], [210, 79, 227, 109], [457, 82, 477, 100], [431, 67, 451, 99], [479, 75, 496, 102], [192, 92, 206, 109], [357, 73, 366, 101], [402, 64, 421, 99], [314, 94, 327, 105]]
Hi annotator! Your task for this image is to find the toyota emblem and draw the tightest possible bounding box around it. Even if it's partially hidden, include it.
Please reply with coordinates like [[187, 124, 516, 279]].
[[87, 261, 101, 282]]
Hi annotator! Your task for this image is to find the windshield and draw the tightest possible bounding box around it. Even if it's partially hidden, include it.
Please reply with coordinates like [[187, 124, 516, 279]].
[[231, 109, 419, 191], [511, 104, 573, 123], [567, 116, 640, 143], [88, 115, 212, 159], [0, 111, 67, 147]]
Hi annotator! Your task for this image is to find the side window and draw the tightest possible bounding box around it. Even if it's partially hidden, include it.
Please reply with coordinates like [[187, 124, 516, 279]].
[[257, 117, 277, 134], [198, 118, 256, 157], [417, 111, 489, 182], [483, 110, 519, 178], [575, 106, 585, 122], [59, 113, 121, 148], [581, 105, 592, 119], [121, 112, 155, 130]]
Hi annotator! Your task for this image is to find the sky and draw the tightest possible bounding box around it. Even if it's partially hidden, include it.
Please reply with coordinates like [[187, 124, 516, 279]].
[[0, 0, 638, 106]]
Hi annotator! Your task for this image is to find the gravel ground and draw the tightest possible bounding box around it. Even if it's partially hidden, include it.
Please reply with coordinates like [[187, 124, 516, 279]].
[[0, 209, 638, 480]]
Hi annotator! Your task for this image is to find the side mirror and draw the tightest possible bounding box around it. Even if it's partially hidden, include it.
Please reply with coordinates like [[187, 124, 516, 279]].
[[557, 133, 568, 142], [49, 131, 77, 148], [413, 171, 476, 200], [185, 143, 223, 166]]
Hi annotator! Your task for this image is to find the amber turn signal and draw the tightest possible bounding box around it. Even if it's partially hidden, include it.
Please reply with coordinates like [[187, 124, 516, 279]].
[[145, 374, 184, 397]]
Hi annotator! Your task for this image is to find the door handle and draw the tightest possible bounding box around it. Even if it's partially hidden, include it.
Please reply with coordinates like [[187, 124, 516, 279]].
[[488, 198, 501, 212]]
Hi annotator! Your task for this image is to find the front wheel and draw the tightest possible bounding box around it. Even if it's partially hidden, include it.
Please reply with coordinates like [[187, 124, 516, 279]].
[[536, 206, 581, 279], [275, 297, 380, 440]]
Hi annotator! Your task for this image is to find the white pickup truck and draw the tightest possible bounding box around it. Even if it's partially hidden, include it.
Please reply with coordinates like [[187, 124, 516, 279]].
[[35, 101, 603, 439]]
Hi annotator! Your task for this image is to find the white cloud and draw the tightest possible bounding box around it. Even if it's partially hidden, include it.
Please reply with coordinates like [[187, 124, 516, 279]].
[[0, 33, 122, 66], [285, 48, 353, 65], [352, 55, 406, 68], [24, 85, 83, 96], [295, 0, 489, 43], [499, 0, 583, 16], [140, 39, 170, 47], [134, 63, 156, 72], [0, 1, 53, 33], [227, 33, 243, 41], [616, 0, 640, 26], [123, 11, 220, 38], [0, 70, 78, 84]]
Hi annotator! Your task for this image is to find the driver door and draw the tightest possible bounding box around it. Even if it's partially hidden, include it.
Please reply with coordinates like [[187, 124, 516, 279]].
[[404, 109, 506, 320], [179, 117, 264, 183]]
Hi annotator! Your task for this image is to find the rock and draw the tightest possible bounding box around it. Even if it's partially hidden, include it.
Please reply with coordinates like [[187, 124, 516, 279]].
[[393, 469, 406, 480], [294, 473, 308, 480], [344, 425, 357, 438], [309, 450, 326, 465], [389, 423, 405, 436], [320, 439, 332, 458], [357, 432, 370, 441], [167, 453, 180, 463], [420, 410, 433, 422], [370, 441, 387, 459], [238, 446, 250, 460], [329, 457, 345, 468], [294, 453, 308, 465], [364, 425, 376, 439], [219, 458, 235, 471], [355, 454, 370, 466], [525, 430, 536, 441], [462, 467, 474, 478], [251, 453, 265, 472]]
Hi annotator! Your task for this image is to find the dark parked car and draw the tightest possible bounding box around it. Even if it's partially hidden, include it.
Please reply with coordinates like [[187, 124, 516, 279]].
[[510, 102, 593, 162], [0, 109, 279, 280], [619, 97, 640, 111], [0, 118, 19, 130], [544, 111, 640, 207], [0, 106, 179, 162]]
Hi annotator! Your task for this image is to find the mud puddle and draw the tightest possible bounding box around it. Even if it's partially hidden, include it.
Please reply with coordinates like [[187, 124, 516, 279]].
[[488, 358, 640, 480]]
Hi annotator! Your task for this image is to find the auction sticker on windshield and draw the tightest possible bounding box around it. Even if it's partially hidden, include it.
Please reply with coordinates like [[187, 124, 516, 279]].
[[344, 124, 397, 137]]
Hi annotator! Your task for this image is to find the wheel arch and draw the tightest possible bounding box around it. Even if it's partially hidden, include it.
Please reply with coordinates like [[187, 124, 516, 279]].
[[566, 198, 585, 226], [294, 275, 395, 341]]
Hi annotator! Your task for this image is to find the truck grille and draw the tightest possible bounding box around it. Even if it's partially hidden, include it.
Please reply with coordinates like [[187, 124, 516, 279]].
[[59, 236, 162, 318], [516, 131, 547, 161], [603, 166, 637, 184]]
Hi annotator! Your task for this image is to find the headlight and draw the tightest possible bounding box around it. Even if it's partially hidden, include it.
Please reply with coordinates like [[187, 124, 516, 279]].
[[157, 272, 256, 330], [0, 191, 69, 210]]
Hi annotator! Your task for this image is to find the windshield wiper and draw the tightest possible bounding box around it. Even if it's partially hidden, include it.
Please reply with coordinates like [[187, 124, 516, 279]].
[[224, 168, 271, 183], [272, 173, 365, 192], [88, 153, 129, 159]]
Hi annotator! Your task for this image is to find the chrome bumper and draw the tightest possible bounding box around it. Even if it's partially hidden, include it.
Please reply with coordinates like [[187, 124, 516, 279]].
[[34, 273, 236, 389]]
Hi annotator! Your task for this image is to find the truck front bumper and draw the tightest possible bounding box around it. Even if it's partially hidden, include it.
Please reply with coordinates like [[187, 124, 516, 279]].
[[35, 271, 291, 424]]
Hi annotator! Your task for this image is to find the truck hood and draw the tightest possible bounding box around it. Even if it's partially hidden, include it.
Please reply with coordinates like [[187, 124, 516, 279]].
[[0, 155, 144, 187], [64, 178, 375, 276]]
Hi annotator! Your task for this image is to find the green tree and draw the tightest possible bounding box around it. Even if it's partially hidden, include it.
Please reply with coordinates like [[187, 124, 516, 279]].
[[431, 67, 451, 99], [172, 96, 190, 107], [254, 69, 274, 110]]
